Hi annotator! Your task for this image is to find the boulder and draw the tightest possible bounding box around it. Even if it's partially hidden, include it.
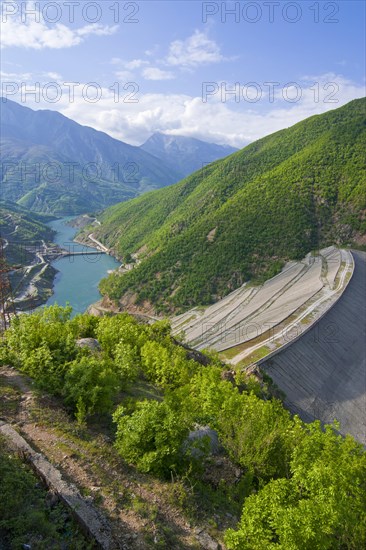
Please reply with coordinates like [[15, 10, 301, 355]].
[[76, 338, 100, 351]]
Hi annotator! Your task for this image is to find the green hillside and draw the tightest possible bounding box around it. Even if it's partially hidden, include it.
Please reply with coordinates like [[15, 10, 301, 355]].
[[0, 201, 56, 265], [96, 98, 366, 313]]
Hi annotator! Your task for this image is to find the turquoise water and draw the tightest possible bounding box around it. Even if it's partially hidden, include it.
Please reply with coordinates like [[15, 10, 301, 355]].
[[45, 218, 120, 316]]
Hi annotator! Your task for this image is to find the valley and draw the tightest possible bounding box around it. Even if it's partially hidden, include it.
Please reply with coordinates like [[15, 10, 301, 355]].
[[1, 206, 121, 315], [96, 98, 366, 314], [1, 98, 365, 549], [44, 217, 121, 316], [1, 100, 235, 215], [1, 4, 365, 547]]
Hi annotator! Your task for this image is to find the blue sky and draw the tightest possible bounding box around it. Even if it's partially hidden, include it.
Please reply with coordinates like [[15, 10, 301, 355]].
[[1, 0, 365, 146]]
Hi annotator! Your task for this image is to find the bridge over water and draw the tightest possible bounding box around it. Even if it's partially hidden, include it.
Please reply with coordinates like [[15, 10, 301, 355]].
[[46, 250, 106, 258]]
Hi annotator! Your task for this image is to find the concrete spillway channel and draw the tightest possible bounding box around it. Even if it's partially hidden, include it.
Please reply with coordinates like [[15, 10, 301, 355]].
[[260, 251, 366, 446]]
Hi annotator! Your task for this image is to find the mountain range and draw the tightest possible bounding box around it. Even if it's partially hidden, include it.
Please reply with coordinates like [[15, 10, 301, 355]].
[[95, 98, 366, 313], [0, 99, 235, 214], [140, 132, 237, 179]]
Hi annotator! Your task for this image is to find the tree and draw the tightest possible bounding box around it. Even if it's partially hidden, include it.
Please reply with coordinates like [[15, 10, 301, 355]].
[[225, 422, 366, 549], [3, 305, 76, 393], [113, 400, 191, 477], [217, 392, 300, 481], [140, 340, 197, 389], [96, 314, 148, 357]]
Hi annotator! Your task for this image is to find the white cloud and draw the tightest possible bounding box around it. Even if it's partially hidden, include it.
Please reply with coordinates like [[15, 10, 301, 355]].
[[2, 73, 364, 149], [142, 67, 174, 81], [166, 30, 225, 67], [109, 31, 226, 83], [45, 72, 62, 80], [1, 2, 118, 49], [125, 59, 149, 70], [114, 70, 134, 81]]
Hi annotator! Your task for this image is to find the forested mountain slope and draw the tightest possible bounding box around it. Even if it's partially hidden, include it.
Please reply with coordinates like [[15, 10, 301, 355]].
[[95, 98, 366, 313]]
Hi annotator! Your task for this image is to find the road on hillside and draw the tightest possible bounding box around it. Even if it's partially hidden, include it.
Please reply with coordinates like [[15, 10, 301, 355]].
[[261, 251, 366, 445]]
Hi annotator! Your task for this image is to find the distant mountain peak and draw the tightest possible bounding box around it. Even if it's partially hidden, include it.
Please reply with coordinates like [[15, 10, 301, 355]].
[[140, 132, 238, 179]]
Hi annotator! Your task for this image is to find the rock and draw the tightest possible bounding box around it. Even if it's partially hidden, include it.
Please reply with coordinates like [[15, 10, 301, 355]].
[[195, 531, 220, 550], [187, 426, 220, 456], [76, 338, 101, 351], [221, 370, 236, 384]]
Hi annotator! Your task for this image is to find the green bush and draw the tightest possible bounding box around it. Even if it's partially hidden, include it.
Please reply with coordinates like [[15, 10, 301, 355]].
[[4, 304, 76, 393], [113, 400, 192, 477], [63, 356, 120, 422]]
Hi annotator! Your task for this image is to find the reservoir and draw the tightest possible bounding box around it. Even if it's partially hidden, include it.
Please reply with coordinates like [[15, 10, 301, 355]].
[[45, 217, 120, 316]]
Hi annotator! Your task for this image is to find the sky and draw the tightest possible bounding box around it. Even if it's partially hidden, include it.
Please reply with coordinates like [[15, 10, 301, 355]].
[[1, 0, 365, 147]]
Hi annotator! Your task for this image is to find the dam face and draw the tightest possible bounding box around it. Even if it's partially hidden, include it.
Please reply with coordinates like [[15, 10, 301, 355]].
[[261, 251, 366, 445]]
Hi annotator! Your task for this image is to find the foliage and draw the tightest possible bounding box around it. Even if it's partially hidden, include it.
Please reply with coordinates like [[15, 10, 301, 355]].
[[97, 98, 366, 312], [96, 313, 149, 357], [140, 339, 198, 389], [71, 313, 100, 338], [4, 304, 76, 393], [215, 392, 301, 480], [1, 307, 365, 545], [113, 400, 192, 477], [0, 436, 89, 548], [63, 356, 120, 423], [224, 423, 366, 549]]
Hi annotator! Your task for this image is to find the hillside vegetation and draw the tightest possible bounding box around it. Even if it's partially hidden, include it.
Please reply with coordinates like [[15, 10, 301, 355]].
[[0, 305, 365, 548], [0, 200, 56, 265], [0, 434, 89, 548], [95, 98, 366, 313]]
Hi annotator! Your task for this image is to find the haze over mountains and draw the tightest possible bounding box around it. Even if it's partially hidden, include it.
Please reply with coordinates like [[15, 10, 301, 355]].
[[96, 98, 366, 313], [141, 132, 237, 180], [0, 99, 235, 214]]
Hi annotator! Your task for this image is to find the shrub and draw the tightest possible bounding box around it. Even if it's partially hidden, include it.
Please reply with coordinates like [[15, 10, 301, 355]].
[[63, 356, 120, 422], [113, 400, 192, 477]]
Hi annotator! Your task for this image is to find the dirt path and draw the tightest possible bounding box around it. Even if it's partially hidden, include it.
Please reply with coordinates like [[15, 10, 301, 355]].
[[0, 366, 221, 550]]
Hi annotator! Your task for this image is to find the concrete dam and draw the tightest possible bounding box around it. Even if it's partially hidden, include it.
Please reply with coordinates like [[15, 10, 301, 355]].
[[261, 250, 366, 445]]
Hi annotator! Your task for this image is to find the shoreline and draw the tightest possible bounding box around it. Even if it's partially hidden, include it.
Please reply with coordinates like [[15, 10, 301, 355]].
[[10, 217, 113, 314]]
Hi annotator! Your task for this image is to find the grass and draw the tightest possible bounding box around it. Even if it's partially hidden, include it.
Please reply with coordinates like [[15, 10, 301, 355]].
[[0, 379, 21, 418], [233, 345, 272, 369], [0, 434, 91, 549]]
